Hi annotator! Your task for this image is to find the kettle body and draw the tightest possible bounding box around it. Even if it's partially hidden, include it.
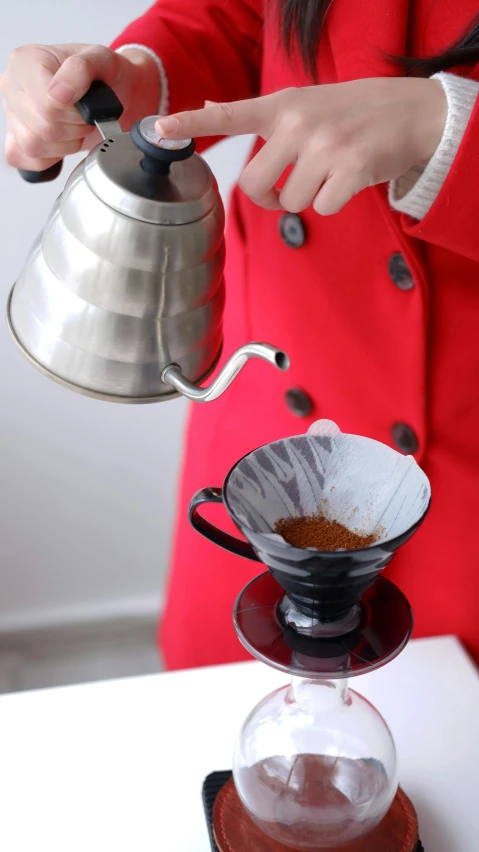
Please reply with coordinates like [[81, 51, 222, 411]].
[[8, 87, 288, 403]]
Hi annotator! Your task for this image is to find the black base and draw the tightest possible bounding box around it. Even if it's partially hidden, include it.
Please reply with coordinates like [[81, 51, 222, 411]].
[[234, 573, 413, 679], [202, 771, 424, 852], [202, 771, 234, 852]]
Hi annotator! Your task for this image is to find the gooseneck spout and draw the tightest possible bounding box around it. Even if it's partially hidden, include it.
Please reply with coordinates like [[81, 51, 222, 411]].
[[161, 343, 290, 402]]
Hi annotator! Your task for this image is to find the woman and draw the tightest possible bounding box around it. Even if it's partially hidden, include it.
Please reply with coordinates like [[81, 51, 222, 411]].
[[2, 1, 478, 669]]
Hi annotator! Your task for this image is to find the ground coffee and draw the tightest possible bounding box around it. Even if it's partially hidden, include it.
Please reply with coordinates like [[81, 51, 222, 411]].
[[274, 514, 377, 551]]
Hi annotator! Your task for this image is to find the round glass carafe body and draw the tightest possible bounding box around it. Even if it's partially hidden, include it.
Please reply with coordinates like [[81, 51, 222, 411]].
[[233, 677, 397, 850]]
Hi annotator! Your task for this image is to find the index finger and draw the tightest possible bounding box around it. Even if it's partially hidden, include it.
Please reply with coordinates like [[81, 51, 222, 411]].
[[156, 96, 274, 140]]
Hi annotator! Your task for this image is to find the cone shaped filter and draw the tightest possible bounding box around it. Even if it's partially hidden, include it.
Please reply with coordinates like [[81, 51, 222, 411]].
[[224, 422, 431, 624]]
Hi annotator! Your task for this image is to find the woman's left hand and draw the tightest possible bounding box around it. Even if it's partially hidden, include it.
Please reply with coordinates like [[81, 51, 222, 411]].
[[156, 77, 447, 215]]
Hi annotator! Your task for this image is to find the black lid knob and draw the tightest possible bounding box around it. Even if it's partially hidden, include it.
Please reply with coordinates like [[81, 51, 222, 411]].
[[130, 117, 195, 175]]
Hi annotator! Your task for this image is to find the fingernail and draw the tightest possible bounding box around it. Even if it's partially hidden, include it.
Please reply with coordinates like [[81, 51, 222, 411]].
[[156, 116, 180, 136], [48, 81, 76, 105], [204, 100, 218, 108]]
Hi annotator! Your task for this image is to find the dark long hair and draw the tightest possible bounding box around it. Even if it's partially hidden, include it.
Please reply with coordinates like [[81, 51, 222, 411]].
[[278, 1, 479, 79]]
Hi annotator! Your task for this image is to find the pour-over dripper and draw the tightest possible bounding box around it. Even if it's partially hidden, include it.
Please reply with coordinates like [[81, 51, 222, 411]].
[[189, 425, 431, 632], [192, 423, 429, 852]]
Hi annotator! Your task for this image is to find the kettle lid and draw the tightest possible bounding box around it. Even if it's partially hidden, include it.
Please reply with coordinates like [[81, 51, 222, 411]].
[[83, 116, 219, 225]]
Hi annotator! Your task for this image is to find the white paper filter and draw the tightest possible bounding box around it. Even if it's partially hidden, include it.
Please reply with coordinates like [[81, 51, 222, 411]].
[[227, 420, 431, 547]]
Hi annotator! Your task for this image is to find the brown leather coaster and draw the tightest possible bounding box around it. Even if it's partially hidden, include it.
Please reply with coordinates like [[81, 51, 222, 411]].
[[212, 776, 419, 852]]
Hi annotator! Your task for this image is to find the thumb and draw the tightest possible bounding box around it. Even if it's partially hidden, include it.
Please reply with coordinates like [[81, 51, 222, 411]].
[[47, 45, 125, 108], [156, 96, 273, 140]]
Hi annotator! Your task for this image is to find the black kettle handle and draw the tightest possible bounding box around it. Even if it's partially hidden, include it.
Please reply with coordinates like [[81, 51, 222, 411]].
[[189, 487, 259, 562], [18, 82, 123, 183], [18, 161, 64, 184]]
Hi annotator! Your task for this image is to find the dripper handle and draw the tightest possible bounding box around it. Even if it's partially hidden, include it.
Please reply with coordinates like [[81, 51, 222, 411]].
[[18, 82, 123, 183], [189, 488, 259, 562]]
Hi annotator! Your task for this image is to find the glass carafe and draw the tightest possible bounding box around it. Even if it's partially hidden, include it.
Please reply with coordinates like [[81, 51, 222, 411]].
[[233, 676, 397, 850]]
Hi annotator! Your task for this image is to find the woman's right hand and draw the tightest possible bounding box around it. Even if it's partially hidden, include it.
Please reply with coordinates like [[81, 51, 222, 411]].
[[0, 43, 160, 173]]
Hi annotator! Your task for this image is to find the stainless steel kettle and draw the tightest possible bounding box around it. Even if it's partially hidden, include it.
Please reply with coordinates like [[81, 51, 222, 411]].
[[7, 83, 289, 403]]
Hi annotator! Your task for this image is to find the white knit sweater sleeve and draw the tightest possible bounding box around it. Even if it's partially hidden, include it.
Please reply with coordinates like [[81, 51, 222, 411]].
[[115, 44, 170, 116], [389, 72, 479, 220]]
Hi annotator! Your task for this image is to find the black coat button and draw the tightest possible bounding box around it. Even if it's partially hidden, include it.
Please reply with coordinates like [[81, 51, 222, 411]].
[[389, 253, 415, 290], [285, 388, 313, 417], [279, 213, 306, 248], [392, 423, 419, 454]]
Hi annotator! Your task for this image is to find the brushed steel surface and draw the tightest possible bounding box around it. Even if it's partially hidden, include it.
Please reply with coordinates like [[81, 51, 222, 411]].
[[8, 122, 289, 403], [7, 288, 224, 404], [95, 118, 123, 140], [85, 132, 219, 224]]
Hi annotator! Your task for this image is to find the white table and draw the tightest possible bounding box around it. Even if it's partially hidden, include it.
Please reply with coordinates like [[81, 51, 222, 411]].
[[0, 636, 477, 852]]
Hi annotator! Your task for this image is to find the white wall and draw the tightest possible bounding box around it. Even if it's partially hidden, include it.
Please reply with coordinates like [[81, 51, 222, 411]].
[[0, 0, 251, 630]]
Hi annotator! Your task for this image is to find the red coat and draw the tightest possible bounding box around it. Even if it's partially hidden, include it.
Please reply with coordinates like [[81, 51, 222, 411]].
[[113, 0, 479, 669]]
